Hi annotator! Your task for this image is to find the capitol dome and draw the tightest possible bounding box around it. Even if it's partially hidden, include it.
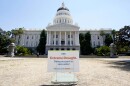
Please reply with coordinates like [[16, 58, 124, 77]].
[[53, 3, 73, 25]]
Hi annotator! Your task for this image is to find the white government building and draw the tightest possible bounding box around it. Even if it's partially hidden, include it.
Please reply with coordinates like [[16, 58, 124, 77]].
[[16, 3, 112, 54]]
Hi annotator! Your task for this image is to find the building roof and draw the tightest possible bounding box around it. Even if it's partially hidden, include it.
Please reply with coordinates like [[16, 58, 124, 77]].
[[57, 7, 69, 12]]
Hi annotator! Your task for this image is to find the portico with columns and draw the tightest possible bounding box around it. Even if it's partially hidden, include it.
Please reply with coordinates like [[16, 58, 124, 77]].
[[45, 3, 80, 54]]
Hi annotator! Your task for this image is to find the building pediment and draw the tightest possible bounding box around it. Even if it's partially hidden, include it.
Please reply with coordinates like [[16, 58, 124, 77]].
[[46, 23, 79, 31]]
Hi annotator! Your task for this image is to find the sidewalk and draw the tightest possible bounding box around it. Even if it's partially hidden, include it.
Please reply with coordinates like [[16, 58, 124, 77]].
[[0, 55, 24, 61]]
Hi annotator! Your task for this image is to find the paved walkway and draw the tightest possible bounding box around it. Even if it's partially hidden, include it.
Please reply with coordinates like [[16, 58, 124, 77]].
[[0, 56, 130, 86], [0, 55, 24, 61]]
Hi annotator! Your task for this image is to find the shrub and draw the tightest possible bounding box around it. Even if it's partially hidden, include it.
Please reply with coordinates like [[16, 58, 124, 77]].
[[117, 46, 129, 54], [16, 46, 31, 56], [96, 46, 110, 56]]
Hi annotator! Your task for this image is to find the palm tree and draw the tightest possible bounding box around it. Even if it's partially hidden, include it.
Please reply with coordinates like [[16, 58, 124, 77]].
[[100, 30, 105, 45], [6, 31, 11, 37]]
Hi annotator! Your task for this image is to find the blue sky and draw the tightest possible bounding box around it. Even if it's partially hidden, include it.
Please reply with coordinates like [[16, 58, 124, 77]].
[[0, 0, 130, 31]]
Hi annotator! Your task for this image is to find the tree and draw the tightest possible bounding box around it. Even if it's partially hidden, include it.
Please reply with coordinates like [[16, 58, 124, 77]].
[[116, 26, 130, 47], [0, 29, 13, 54], [84, 32, 92, 54], [96, 46, 110, 56], [16, 46, 31, 56], [115, 26, 130, 54], [6, 31, 12, 37], [36, 29, 46, 55], [80, 39, 87, 55], [79, 32, 92, 55], [79, 33, 84, 44], [104, 34, 113, 46], [100, 30, 105, 45], [11, 28, 23, 45]]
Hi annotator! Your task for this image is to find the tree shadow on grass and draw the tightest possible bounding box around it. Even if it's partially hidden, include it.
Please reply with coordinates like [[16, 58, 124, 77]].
[[108, 60, 130, 71]]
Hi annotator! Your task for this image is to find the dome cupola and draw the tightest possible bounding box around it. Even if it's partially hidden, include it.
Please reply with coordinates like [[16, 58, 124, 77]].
[[57, 3, 69, 12], [53, 3, 73, 25]]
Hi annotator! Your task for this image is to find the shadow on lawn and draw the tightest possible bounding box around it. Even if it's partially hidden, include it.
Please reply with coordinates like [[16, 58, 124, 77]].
[[108, 60, 130, 71]]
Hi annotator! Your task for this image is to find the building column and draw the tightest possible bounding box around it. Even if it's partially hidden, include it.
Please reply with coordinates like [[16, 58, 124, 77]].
[[65, 31, 66, 45], [77, 31, 79, 45], [59, 31, 61, 45], [75, 31, 76, 45], [70, 31, 71, 46], [49, 31, 51, 45], [54, 31, 56, 45]]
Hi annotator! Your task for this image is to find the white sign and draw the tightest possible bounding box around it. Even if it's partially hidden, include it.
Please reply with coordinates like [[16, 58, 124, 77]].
[[48, 50, 79, 72]]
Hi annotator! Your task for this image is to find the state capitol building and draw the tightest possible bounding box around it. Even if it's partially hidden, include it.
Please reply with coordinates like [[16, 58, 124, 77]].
[[15, 3, 112, 54]]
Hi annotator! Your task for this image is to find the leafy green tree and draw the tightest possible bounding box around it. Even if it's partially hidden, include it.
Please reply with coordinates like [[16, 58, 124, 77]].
[[37, 29, 46, 55], [79, 33, 85, 54], [6, 31, 12, 37], [85, 32, 91, 42], [80, 39, 87, 55], [0, 29, 13, 54], [96, 46, 110, 56], [115, 26, 130, 54], [11, 28, 23, 45], [79, 33, 84, 44], [16, 46, 31, 56], [105, 34, 113, 46], [84, 32, 92, 54], [79, 32, 92, 55], [117, 26, 130, 46]]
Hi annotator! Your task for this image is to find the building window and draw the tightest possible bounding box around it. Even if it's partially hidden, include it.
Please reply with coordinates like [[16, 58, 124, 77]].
[[61, 48, 64, 50], [61, 41, 65, 45], [68, 41, 70, 45], [98, 41, 100, 46], [32, 36, 33, 39], [93, 41, 95, 47], [60, 19, 61, 23], [26, 41, 28, 45], [50, 48, 53, 50], [56, 48, 59, 50], [72, 48, 75, 50], [36, 42, 38, 46], [71, 35, 73, 38], [27, 36, 29, 39], [67, 48, 70, 50], [31, 42, 33, 47], [56, 41, 58, 45], [68, 35, 70, 38], [56, 35, 58, 38], [65, 19, 66, 23], [98, 36, 99, 39], [71, 41, 73, 45]]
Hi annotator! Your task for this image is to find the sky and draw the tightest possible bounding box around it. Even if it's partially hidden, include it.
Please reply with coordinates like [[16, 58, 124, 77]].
[[0, 0, 130, 31]]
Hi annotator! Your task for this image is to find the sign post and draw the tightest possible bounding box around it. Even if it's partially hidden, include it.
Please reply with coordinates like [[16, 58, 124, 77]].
[[48, 50, 79, 84]]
